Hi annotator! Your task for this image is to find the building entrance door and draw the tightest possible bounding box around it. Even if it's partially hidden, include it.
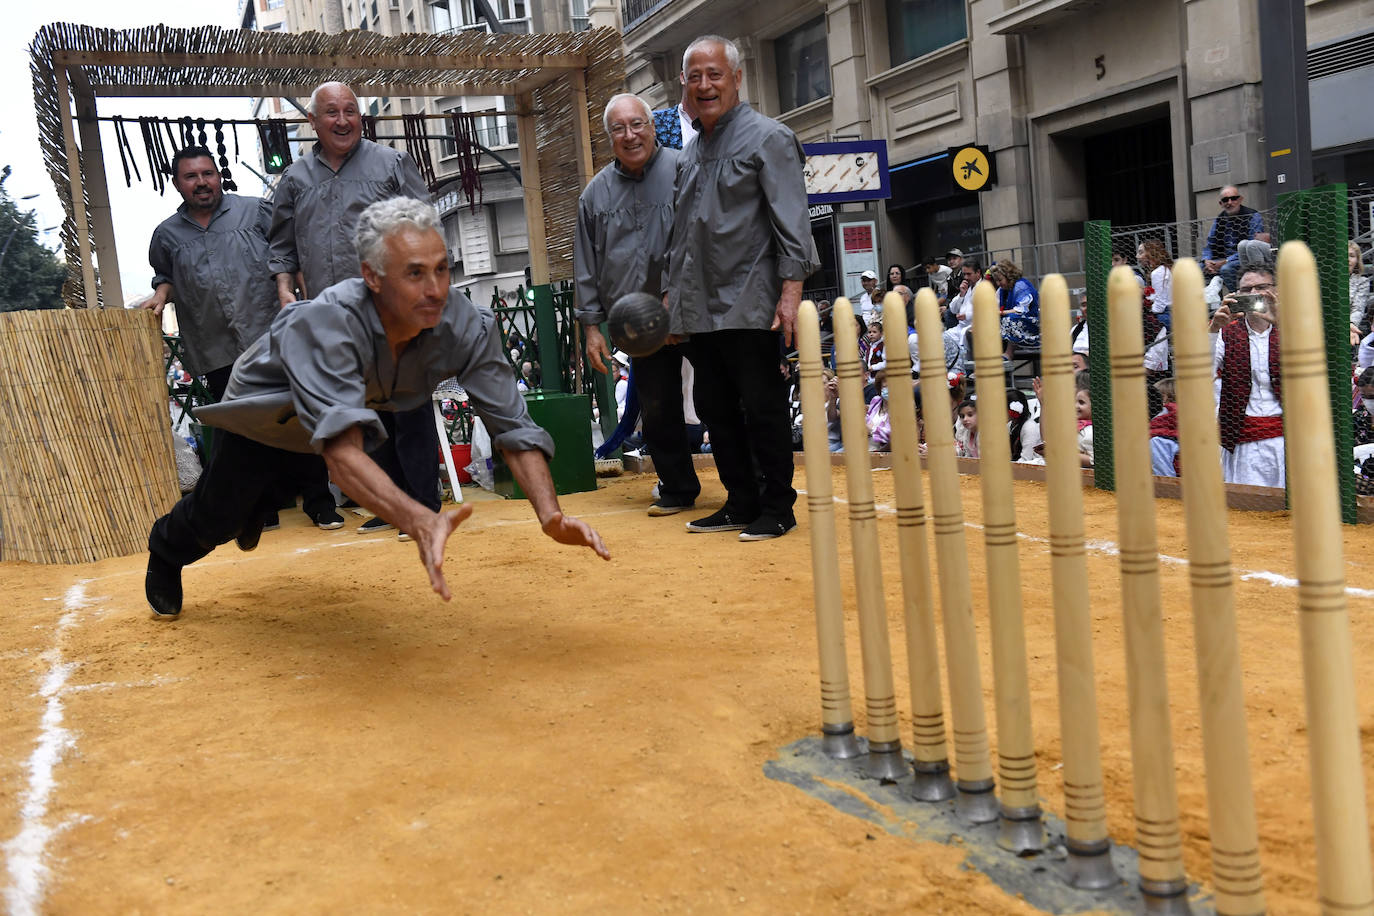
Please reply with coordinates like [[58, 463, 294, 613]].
[[1083, 116, 1176, 227]]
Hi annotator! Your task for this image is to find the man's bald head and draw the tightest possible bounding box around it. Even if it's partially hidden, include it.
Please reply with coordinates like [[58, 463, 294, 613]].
[[307, 82, 363, 166]]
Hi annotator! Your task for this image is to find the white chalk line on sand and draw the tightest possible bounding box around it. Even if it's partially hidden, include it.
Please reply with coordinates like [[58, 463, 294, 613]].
[[3, 583, 96, 916], [802, 489, 1374, 602]]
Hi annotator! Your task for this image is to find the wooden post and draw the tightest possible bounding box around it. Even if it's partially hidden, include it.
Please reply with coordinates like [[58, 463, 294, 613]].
[[832, 295, 906, 780], [1039, 274, 1116, 889], [1172, 257, 1266, 915], [880, 292, 955, 802], [970, 281, 1044, 851], [54, 65, 99, 308], [515, 91, 549, 285], [1106, 267, 1190, 912], [796, 300, 860, 759], [568, 69, 597, 191], [71, 75, 124, 309], [1277, 241, 1374, 916], [913, 287, 996, 824]]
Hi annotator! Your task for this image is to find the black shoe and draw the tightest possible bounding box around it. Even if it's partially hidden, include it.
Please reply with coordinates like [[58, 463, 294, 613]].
[[145, 554, 183, 620], [358, 516, 395, 534], [236, 519, 264, 552], [311, 507, 345, 530], [647, 496, 695, 517], [739, 516, 797, 541], [262, 512, 281, 532], [685, 507, 753, 533]]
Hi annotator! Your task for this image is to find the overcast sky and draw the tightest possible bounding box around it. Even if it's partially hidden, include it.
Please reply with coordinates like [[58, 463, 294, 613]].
[[0, 1, 270, 303]]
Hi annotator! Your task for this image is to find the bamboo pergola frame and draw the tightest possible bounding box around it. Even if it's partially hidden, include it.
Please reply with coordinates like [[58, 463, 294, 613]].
[[29, 22, 623, 309]]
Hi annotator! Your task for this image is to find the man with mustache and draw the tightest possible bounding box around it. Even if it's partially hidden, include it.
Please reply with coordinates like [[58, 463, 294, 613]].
[[665, 35, 818, 541], [268, 81, 439, 538], [145, 146, 344, 532]]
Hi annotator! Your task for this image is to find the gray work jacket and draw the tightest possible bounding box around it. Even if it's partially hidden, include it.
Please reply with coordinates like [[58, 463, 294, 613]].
[[267, 138, 431, 294], [665, 104, 818, 335], [573, 146, 679, 326], [197, 278, 553, 459], [148, 194, 278, 376]]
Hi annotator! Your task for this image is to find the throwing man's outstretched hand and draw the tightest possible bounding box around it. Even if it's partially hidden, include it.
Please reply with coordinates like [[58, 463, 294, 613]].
[[542, 512, 611, 560], [415, 504, 475, 600]]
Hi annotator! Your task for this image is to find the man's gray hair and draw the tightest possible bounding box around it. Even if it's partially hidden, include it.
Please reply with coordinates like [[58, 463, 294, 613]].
[[602, 93, 653, 137], [306, 81, 357, 115], [683, 35, 740, 74], [355, 197, 441, 274]]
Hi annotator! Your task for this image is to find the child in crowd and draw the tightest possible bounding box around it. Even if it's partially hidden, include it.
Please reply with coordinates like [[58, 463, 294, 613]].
[[1008, 389, 1043, 465], [1076, 371, 1094, 468], [1149, 377, 1181, 477], [866, 367, 892, 452], [954, 398, 979, 458]]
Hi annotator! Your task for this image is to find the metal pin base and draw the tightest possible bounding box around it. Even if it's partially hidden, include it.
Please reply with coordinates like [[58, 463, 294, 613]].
[[910, 759, 956, 802], [955, 778, 999, 824], [996, 803, 1045, 853], [864, 740, 909, 781], [820, 723, 862, 759], [1063, 838, 1118, 890], [1140, 878, 1193, 914]]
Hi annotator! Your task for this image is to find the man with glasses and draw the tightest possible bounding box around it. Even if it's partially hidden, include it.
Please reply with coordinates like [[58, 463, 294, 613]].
[[575, 93, 700, 516], [1208, 263, 1284, 487], [1201, 186, 1266, 292]]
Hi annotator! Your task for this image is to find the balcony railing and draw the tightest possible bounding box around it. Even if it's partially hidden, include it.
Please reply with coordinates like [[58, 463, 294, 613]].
[[622, 0, 671, 32]]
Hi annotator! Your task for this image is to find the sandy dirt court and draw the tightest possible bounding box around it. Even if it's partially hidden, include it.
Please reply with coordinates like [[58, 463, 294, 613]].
[[2, 462, 1373, 914]]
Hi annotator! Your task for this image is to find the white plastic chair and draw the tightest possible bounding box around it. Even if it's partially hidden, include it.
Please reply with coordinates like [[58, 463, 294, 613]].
[[432, 378, 467, 505]]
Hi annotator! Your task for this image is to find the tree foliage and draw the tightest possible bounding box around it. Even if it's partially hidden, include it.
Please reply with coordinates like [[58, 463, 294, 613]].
[[0, 186, 65, 312]]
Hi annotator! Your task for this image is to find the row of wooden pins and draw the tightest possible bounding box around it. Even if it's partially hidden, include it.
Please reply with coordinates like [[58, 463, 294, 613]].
[[795, 241, 1372, 915], [0, 308, 177, 564]]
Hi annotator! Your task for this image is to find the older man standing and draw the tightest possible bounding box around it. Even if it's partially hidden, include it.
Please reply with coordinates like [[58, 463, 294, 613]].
[[575, 94, 700, 515], [146, 198, 609, 619], [667, 34, 818, 541], [268, 81, 439, 534], [146, 145, 344, 531]]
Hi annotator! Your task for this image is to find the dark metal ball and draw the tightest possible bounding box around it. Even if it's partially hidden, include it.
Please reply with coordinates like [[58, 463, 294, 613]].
[[607, 292, 670, 358]]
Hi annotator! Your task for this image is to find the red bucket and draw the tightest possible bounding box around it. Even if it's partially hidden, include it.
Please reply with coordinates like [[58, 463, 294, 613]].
[[446, 443, 473, 484]]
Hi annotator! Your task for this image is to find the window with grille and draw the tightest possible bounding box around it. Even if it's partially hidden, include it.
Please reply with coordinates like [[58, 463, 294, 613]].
[[886, 0, 966, 67], [775, 16, 829, 112]]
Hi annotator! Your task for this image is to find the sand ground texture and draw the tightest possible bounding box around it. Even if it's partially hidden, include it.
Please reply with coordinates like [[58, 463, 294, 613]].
[[2, 465, 1373, 914]]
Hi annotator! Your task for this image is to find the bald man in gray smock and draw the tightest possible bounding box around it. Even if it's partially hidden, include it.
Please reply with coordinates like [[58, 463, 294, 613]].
[[268, 81, 439, 525]]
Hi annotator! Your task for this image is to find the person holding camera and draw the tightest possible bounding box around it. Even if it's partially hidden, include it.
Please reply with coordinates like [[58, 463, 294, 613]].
[[1208, 264, 1283, 488]]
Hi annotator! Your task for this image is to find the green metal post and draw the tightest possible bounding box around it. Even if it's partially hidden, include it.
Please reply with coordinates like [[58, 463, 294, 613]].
[[531, 282, 563, 392], [1084, 219, 1114, 491], [1306, 184, 1356, 524]]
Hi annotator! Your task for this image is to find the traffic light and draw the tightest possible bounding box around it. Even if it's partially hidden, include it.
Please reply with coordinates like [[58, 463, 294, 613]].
[[261, 122, 292, 175], [524, 264, 535, 300]]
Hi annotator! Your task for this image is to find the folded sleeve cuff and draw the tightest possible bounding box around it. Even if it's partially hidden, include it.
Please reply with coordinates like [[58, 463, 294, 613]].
[[490, 424, 556, 462], [777, 256, 815, 281], [308, 407, 388, 454], [268, 257, 299, 277], [575, 306, 607, 326], [151, 273, 172, 289]]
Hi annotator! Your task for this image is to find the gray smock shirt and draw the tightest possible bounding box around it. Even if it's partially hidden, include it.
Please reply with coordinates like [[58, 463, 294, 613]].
[[573, 146, 679, 326], [665, 104, 817, 335], [148, 194, 278, 376], [267, 138, 431, 292], [196, 279, 554, 460]]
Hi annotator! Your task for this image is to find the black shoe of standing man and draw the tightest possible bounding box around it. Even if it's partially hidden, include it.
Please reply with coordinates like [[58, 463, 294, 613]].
[[145, 554, 183, 620]]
